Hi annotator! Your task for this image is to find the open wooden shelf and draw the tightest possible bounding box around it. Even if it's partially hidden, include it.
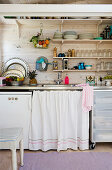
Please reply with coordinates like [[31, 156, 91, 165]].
[[53, 57, 112, 59], [53, 69, 112, 72], [52, 39, 112, 43], [1, 18, 112, 25]]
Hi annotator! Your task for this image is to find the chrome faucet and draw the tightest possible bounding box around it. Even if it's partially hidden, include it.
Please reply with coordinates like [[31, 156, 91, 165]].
[[54, 72, 63, 85]]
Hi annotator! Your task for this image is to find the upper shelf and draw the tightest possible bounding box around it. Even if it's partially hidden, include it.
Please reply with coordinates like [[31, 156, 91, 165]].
[[0, 18, 112, 25]]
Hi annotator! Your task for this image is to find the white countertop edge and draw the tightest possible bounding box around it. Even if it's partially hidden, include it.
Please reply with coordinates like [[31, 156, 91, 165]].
[[0, 85, 112, 90]]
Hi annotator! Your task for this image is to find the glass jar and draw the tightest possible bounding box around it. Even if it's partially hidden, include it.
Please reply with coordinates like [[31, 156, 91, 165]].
[[105, 62, 111, 70], [68, 49, 72, 57], [53, 61, 58, 70], [96, 63, 101, 71], [100, 61, 104, 70]]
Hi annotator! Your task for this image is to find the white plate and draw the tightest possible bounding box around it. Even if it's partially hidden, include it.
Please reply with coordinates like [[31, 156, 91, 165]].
[[2, 58, 29, 77], [64, 35, 78, 38], [2, 69, 24, 77], [3, 73, 21, 78], [7, 63, 26, 77], [63, 31, 77, 35]]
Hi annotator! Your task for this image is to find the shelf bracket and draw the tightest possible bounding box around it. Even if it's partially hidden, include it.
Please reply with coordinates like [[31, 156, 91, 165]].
[[96, 41, 102, 49], [96, 57, 100, 60], [15, 20, 21, 39], [99, 19, 103, 25], [61, 19, 64, 24], [60, 19, 63, 32]]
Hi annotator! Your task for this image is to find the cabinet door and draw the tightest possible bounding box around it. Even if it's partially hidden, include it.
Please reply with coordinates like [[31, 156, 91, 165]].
[[93, 130, 112, 142], [94, 91, 112, 104], [94, 91, 112, 116], [0, 93, 32, 149], [93, 117, 112, 130]]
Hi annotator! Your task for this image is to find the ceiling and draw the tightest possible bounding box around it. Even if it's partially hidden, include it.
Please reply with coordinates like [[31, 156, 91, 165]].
[[0, 0, 112, 4]]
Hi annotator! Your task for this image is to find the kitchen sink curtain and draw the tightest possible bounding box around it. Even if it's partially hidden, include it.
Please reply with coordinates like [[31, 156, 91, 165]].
[[29, 91, 89, 151]]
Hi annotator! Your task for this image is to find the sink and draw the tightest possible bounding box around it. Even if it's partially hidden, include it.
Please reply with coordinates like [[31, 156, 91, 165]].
[[42, 84, 75, 87]]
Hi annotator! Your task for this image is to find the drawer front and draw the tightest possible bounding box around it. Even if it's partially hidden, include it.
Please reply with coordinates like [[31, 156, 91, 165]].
[[93, 130, 112, 142], [93, 118, 112, 129], [94, 91, 112, 104], [94, 103, 112, 112], [93, 109, 112, 117]]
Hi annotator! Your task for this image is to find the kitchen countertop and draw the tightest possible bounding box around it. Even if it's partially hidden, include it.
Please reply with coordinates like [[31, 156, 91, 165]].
[[0, 85, 112, 90]]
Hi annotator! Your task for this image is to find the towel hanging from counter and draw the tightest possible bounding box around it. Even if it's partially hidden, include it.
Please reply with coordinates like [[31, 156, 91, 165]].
[[75, 84, 93, 112], [29, 91, 89, 151], [82, 86, 93, 112]]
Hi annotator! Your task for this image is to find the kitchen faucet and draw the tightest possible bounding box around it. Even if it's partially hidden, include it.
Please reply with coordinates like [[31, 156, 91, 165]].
[[54, 72, 63, 85]]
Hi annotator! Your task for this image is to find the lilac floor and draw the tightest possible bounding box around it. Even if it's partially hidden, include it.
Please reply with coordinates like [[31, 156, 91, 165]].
[[19, 152, 112, 170]]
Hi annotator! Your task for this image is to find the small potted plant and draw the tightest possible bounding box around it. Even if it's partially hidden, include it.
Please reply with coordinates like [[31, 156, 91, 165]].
[[103, 75, 112, 86], [28, 70, 37, 86]]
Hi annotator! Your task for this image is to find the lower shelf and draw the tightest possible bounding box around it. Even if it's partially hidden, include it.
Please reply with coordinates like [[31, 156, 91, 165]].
[[53, 69, 111, 72]]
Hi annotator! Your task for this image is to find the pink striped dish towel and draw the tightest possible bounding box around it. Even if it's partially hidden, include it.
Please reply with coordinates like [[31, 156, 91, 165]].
[[75, 84, 93, 112]]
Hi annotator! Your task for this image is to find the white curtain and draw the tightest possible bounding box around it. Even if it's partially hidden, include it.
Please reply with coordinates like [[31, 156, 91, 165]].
[[29, 91, 89, 151]]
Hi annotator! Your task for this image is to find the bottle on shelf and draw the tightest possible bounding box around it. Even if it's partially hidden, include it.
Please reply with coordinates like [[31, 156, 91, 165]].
[[64, 74, 69, 84], [105, 25, 110, 39], [100, 31, 105, 39], [101, 25, 111, 39], [63, 59, 68, 70], [72, 49, 75, 57], [53, 60, 58, 70], [53, 47, 57, 57], [68, 49, 72, 57], [99, 77, 103, 86]]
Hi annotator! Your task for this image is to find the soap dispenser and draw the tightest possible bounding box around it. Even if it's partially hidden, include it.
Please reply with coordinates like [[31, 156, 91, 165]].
[[65, 74, 69, 84]]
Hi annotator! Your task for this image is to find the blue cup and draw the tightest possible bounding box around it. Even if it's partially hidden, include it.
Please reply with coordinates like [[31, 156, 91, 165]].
[[78, 64, 81, 70], [79, 62, 85, 70], [61, 53, 65, 57], [58, 53, 62, 57]]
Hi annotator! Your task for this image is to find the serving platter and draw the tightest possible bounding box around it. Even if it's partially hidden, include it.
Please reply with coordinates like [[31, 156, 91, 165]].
[[2, 58, 29, 77], [7, 63, 26, 77], [2, 69, 24, 77]]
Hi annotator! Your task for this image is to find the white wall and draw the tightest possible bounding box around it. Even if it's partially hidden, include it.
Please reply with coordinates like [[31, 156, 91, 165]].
[[0, 20, 112, 84]]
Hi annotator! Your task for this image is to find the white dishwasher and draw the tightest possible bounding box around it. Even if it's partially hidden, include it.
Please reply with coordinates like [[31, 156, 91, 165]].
[[0, 92, 32, 149]]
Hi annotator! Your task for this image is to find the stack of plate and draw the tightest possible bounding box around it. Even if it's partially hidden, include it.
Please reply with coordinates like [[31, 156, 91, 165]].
[[63, 31, 77, 39], [2, 58, 29, 78], [79, 33, 94, 40], [53, 31, 63, 39]]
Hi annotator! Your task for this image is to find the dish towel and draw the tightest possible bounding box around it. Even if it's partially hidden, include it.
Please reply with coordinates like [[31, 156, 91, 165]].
[[76, 84, 93, 112]]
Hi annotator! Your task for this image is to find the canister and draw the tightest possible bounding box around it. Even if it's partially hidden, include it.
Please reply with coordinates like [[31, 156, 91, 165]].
[[72, 49, 75, 57]]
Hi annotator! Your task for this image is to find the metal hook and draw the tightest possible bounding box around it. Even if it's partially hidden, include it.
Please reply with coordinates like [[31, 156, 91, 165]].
[[40, 23, 43, 29], [40, 23, 43, 34]]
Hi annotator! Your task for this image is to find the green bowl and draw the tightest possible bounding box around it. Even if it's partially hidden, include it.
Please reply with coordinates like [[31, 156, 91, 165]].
[[94, 37, 103, 40]]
